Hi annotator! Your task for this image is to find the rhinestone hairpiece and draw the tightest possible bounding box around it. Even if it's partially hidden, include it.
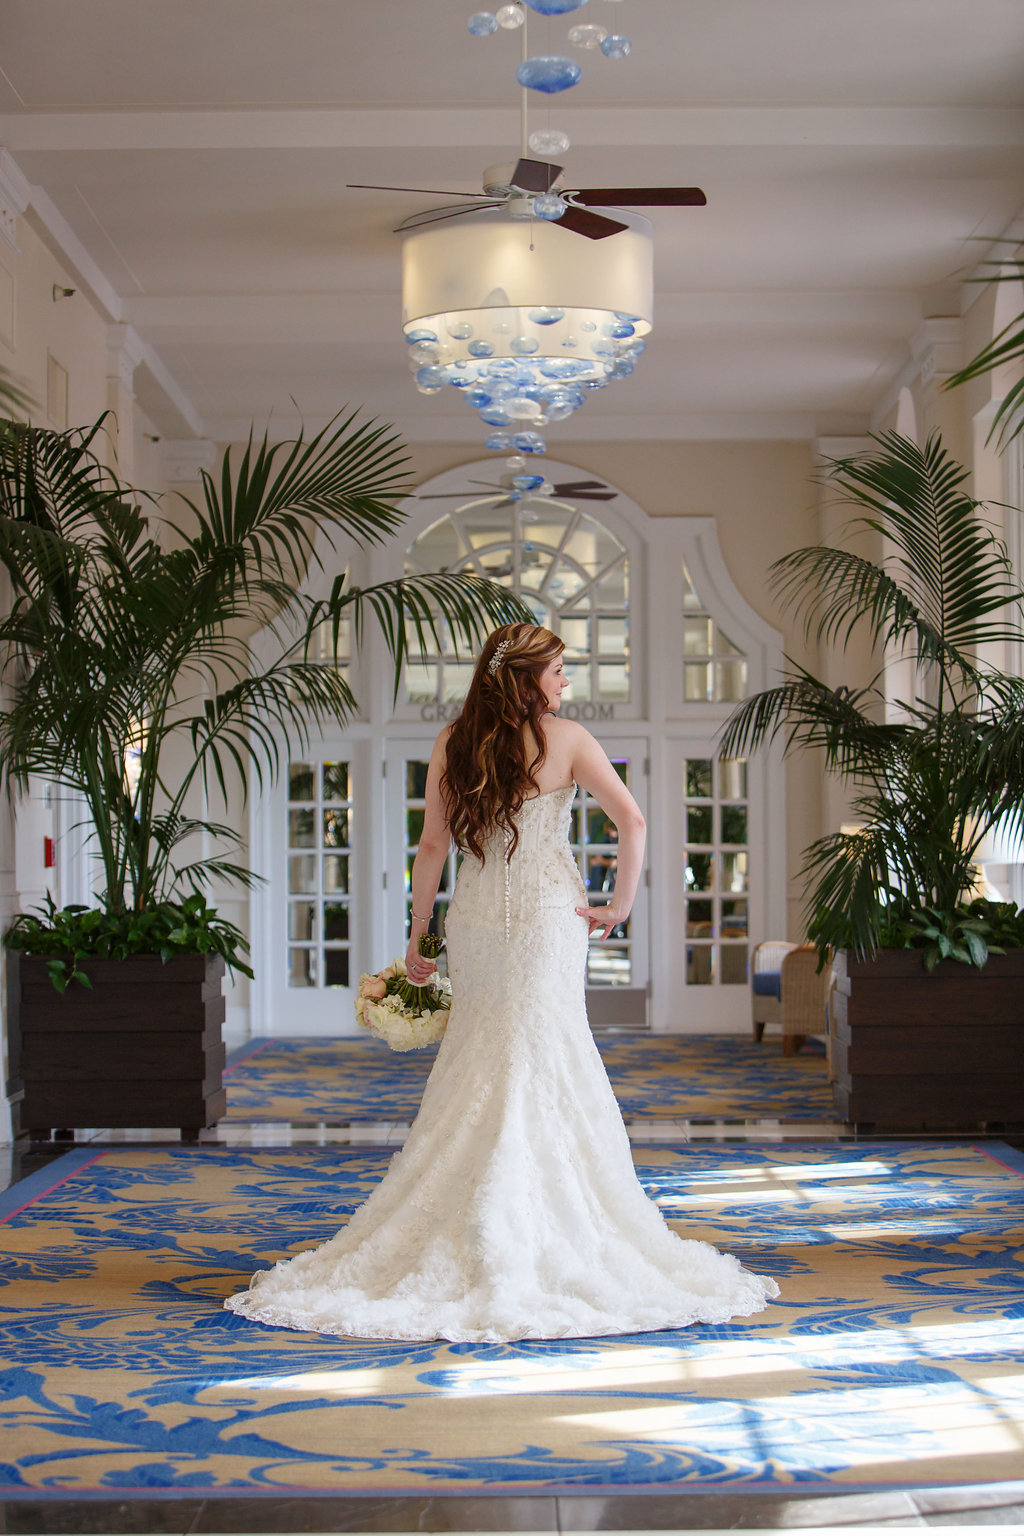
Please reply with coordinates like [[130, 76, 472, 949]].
[[487, 638, 511, 677]]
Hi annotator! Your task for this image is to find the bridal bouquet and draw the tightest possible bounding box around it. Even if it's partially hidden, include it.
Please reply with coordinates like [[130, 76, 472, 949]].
[[354, 932, 451, 1052]]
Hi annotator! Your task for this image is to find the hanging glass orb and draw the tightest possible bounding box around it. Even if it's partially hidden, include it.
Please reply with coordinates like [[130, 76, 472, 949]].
[[510, 334, 540, 355], [516, 55, 582, 93], [495, 2, 525, 25], [511, 431, 547, 453], [405, 328, 438, 345], [447, 319, 474, 340], [480, 405, 516, 427], [532, 193, 567, 221], [467, 339, 494, 358], [522, 0, 588, 11], [512, 474, 545, 491], [467, 11, 499, 35], [602, 319, 635, 337], [505, 455, 527, 471], [486, 432, 513, 451], [568, 22, 607, 47], [507, 396, 542, 419], [528, 127, 571, 156], [528, 306, 565, 325], [408, 341, 440, 365], [415, 365, 448, 389], [465, 388, 493, 408], [600, 33, 631, 56]]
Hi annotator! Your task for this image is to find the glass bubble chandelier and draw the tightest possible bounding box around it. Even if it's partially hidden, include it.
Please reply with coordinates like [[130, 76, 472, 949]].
[[401, 0, 645, 457]]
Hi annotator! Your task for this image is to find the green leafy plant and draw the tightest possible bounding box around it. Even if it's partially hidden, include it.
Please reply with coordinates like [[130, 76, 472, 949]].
[[721, 430, 1024, 965], [0, 409, 530, 970], [873, 898, 1024, 973], [6, 892, 253, 991], [944, 251, 1024, 448]]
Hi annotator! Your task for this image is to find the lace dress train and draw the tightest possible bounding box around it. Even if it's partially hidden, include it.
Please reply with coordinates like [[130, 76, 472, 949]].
[[224, 786, 779, 1341]]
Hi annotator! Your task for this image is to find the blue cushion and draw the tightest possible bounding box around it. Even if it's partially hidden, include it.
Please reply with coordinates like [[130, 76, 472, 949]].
[[752, 971, 782, 999]]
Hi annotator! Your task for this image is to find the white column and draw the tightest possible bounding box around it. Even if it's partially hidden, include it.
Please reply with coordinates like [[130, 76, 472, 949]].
[[105, 324, 146, 482]]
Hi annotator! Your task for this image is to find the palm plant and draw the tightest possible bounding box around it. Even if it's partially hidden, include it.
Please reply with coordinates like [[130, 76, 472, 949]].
[[0, 410, 528, 952], [945, 250, 1024, 448], [720, 431, 1024, 964]]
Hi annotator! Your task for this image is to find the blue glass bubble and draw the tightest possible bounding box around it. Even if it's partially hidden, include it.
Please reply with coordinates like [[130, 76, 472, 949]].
[[580, 319, 597, 332], [486, 432, 513, 450], [603, 320, 635, 338], [488, 380, 517, 400], [515, 55, 582, 93], [406, 328, 438, 344], [449, 372, 474, 387], [592, 339, 616, 357], [522, 0, 588, 12], [562, 336, 579, 349], [600, 33, 631, 58], [465, 388, 493, 409], [508, 396, 541, 419], [510, 334, 540, 355], [447, 320, 474, 340], [585, 377, 607, 389], [480, 406, 515, 427], [485, 359, 518, 378], [468, 11, 499, 35], [544, 396, 577, 422], [511, 431, 547, 453], [408, 342, 440, 366], [528, 306, 566, 326], [608, 359, 635, 378], [513, 473, 545, 491], [533, 193, 567, 221], [415, 366, 448, 389], [616, 312, 642, 323], [468, 339, 494, 358]]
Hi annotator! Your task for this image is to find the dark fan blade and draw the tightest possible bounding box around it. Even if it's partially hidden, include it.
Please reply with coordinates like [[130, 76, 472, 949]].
[[415, 483, 505, 499], [551, 480, 609, 494], [555, 205, 628, 241], [570, 187, 707, 207], [510, 158, 564, 194], [348, 183, 499, 200], [395, 202, 503, 232], [566, 490, 618, 501]]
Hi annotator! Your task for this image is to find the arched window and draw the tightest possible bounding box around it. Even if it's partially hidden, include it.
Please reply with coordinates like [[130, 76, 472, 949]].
[[404, 498, 631, 708]]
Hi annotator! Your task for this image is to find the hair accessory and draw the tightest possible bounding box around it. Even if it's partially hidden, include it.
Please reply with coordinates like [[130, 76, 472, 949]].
[[487, 637, 512, 676]]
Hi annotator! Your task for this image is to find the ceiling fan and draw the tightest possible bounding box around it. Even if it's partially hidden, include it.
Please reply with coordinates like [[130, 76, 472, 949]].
[[416, 475, 618, 510], [349, 156, 706, 242]]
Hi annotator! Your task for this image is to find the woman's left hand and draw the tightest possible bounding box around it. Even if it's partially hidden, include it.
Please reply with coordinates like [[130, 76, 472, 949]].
[[576, 904, 627, 939]]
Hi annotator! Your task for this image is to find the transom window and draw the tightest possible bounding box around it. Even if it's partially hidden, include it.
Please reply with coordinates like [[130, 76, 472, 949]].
[[682, 560, 748, 703], [405, 500, 630, 707]]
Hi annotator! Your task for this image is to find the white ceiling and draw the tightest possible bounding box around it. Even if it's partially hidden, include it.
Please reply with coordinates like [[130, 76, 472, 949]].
[[2, 0, 1023, 446]]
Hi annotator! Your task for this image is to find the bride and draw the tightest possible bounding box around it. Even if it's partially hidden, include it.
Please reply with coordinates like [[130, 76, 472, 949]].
[[225, 623, 779, 1341]]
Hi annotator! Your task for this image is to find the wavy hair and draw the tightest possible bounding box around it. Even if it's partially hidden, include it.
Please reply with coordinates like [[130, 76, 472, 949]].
[[442, 622, 565, 862]]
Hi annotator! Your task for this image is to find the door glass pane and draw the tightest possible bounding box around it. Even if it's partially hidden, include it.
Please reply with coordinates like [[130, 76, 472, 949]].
[[287, 759, 353, 989], [682, 757, 750, 987], [576, 761, 632, 988]]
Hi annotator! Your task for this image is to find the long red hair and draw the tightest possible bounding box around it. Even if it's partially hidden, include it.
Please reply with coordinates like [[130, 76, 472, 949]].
[[442, 623, 564, 862]]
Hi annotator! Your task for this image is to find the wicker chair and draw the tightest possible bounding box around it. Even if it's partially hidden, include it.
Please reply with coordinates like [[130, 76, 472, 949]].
[[751, 941, 832, 1056]]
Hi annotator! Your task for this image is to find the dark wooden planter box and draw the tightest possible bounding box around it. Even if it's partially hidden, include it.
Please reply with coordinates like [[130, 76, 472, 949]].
[[5, 952, 226, 1141], [831, 947, 1024, 1131]]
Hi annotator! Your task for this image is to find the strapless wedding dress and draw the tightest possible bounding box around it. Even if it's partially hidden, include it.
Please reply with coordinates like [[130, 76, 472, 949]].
[[224, 785, 779, 1341]]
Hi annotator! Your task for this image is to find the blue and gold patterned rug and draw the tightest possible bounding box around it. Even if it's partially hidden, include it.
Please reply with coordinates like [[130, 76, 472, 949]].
[[2, 1140, 1022, 1496], [223, 1034, 833, 1123]]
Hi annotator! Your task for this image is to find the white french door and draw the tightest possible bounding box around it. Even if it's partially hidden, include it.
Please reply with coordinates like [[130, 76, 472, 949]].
[[254, 741, 373, 1036]]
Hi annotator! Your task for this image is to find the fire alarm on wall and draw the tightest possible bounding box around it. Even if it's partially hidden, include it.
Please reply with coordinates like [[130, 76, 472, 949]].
[[44, 837, 55, 869]]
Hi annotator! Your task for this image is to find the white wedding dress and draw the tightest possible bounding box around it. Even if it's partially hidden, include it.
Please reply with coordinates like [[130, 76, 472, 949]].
[[225, 786, 779, 1341]]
